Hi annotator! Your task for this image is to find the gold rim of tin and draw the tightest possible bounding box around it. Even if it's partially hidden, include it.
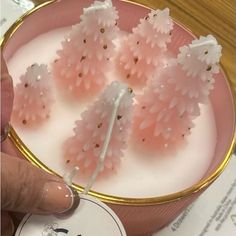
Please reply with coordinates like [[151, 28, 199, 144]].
[[1, 0, 236, 206]]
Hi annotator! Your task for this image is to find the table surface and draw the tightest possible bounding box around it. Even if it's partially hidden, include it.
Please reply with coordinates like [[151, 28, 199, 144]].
[[33, 0, 236, 93]]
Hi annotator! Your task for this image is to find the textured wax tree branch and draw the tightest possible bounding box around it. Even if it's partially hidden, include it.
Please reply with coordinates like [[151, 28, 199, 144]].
[[64, 81, 134, 177], [12, 64, 54, 128], [133, 35, 222, 153], [52, 0, 119, 98], [116, 8, 173, 87]]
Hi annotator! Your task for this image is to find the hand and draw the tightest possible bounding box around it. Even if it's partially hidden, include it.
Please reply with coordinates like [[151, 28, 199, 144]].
[[1, 53, 80, 236]]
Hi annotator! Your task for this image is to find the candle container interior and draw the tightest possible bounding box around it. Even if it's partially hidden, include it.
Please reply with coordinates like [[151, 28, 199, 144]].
[[1, 0, 235, 235]]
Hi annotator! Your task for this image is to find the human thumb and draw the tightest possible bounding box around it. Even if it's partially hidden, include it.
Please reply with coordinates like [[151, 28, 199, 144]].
[[1, 153, 80, 215], [1, 53, 14, 132]]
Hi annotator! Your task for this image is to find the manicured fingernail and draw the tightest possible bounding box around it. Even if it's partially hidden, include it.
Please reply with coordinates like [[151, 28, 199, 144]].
[[39, 181, 80, 214], [0, 73, 11, 81], [56, 186, 81, 218], [1, 123, 10, 143]]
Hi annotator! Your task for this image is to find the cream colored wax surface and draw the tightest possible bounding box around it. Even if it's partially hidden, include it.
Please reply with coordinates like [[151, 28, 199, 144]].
[[8, 27, 217, 198]]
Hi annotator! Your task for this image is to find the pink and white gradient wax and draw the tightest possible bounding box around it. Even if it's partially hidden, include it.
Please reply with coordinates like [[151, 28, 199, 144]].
[[8, 27, 217, 198]]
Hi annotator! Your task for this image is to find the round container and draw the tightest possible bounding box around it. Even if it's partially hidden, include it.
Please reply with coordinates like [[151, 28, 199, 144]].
[[1, 0, 235, 235]]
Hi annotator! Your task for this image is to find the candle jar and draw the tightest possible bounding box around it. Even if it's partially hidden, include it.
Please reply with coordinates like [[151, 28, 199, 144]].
[[1, 0, 235, 235]]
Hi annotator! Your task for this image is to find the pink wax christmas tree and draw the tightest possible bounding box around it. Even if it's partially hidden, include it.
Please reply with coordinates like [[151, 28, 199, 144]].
[[12, 64, 54, 127], [116, 8, 173, 87], [53, 0, 119, 98], [133, 35, 222, 152], [64, 81, 134, 177]]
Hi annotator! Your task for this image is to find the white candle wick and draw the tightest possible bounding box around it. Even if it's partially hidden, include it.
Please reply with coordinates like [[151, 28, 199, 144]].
[[83, 88, 127, 194], [84, 0, 112, 14], [63, 166, 80, 186], [189, 39, 217, 49]]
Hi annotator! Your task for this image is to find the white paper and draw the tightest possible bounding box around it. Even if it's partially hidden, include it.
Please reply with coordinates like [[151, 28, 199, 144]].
[[154, 154, 236, 236], [0, 0, 34, 36], [16, 194, 127, 236]]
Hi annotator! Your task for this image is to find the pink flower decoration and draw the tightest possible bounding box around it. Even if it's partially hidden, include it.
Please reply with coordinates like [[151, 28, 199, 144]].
[[12, 64, 53, 127], [133, 35, 222, 152], [116, 8, 173, 87], [64, 81, 134, 177], [52, 0, 119, 98]]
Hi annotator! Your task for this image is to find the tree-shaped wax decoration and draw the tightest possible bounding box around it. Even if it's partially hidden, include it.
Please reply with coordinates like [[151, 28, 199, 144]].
[[133, 35, 222, 152], [64, 81, 134, 176], [116, 8, 173, 87], [53, 0, 119, 98], [12, 64, 54, 127]]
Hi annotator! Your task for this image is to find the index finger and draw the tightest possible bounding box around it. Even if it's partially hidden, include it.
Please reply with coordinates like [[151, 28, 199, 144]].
[[1, 153, 80, 215]]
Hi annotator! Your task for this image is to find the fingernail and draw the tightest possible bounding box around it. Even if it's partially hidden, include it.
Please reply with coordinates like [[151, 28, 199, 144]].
[[1, 123, 10, 143], [1, 73, 11, 81], [56, 186, 81, 218], [39, 181, 80, 214]]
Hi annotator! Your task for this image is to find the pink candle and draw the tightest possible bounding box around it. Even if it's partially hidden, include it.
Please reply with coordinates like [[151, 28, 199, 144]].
[[52, 0, 119, 98], [5, 1, 234, 235], [133, 35, 222, 153], [64, 81, 134, 177], [12, 64, 54, 127], [8, 27, 218, 197], [116, 8, 173, 87]]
